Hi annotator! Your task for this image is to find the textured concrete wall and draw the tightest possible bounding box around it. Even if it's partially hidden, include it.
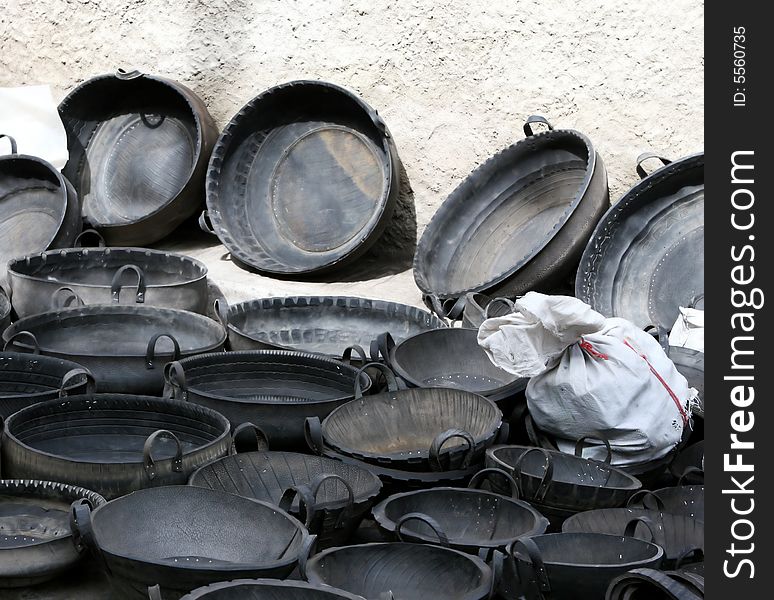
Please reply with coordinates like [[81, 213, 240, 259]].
[[1, 0, 704, 305], [2, 0, 704, 226]]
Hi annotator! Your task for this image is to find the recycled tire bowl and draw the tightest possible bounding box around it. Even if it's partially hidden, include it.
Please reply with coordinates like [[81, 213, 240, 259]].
[[304, 542, 495, 600], [189, 450, 382, 548], [501, 533, 663, 600], [414, 116, 608, 300], [0, 479, 105, 588], [71, 486, 309, 599], [315, 372, 502, 472], [225, 296, 444, 356], [1, 394, 231, 499], [576, 152, 704, 330], [164, 350, 371, 449], [2, 305, 226, 394], [371, 477, 548, 553], [562, 507, 704, 569], [178, 579, 367, 600], [0, 138, 81, 284], [0, 351, 93, 419], [204, 80, 400, 275], [8, 246, 209, 318], [58, 70, 218, 246]]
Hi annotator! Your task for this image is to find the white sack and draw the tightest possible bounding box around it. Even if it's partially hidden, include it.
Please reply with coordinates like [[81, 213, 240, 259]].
[[669, 307, 704, 352], [0, 85, 69, 169], [479, 292, 693, 466]]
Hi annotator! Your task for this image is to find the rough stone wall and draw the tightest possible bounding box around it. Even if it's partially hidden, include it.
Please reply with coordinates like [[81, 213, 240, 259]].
[[2, 0, 704, 235]]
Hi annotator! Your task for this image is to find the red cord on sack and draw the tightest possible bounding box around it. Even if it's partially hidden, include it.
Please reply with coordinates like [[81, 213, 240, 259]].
[[623, 339, 689, 424], [579, 338, 609, 360]]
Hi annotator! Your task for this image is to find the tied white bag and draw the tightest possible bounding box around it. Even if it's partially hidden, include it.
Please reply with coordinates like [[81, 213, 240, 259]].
[[479, 293, 692, 466]]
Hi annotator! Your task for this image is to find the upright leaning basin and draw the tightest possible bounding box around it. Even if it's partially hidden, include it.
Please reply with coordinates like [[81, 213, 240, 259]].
[[204, 80, 400, 275], [414, 116, 609, 301], [58, 70, 218, 246], [0, 137, 82, 284], [576, 152, 704, 330]]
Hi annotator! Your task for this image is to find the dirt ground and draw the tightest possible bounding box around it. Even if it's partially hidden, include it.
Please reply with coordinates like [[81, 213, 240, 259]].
[[1, 0, 704, 308]]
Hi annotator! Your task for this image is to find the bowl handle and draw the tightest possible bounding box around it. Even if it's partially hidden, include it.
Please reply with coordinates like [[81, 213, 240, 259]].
[[111, 264, 146, 304], [73, 228, 106, 248], [511, 537, 551, 597], [395, 512, 450, 547], [341, 344, 368, 365], [484, 298, 516, 320], [212, 298, 229, 328], [69, 498, 95, 552], [59, 368, 96, 397], [468, 467, 520, 500], [147, 585, 163, 600], [145, 333, 180, 369], [624, 516, 660, 544], [523, 115, 553, 137], [636, 152, 672, 179], [422, 293, 464, 325], [279, 484, 318, 528], [143, 429, 183, 479], [198, 210, 216, 234], [280, 473, 355, 530], [353, 362, 398, 398], [3, 330, 40, 354], [305, 417, 324, 455], [487, 550, 504, 600], [574, 435, 613, 465], [627, 490, 666, 511], [230, 422, 269, 454], [0, 134, 18, 155], [429, 428, 475, 472], [512, 447, 554, 502], [369, 331, 396, 365], [50, 286, 85, 310], [163, 361, 187, 399], [309, 473, 355, 528]]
